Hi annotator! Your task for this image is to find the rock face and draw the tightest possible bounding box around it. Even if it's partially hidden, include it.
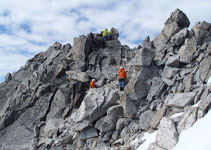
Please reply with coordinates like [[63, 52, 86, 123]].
[[156, 117, 178, 150], [153, 9, 190, 50], [165, 92, 196, 108], [131, 48, 155, 66], [0, 9, 211, 150]]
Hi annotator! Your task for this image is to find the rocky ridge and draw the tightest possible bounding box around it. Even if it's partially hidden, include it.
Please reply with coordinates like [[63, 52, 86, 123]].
[[0, 8, 211, 150]]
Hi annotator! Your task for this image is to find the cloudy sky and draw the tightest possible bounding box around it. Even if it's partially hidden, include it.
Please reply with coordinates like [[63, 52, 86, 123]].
[[0, 0, 211, 82]]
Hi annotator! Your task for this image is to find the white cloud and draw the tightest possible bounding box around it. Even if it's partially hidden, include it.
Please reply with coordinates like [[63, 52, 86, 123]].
[[0, 0, 211, 82]]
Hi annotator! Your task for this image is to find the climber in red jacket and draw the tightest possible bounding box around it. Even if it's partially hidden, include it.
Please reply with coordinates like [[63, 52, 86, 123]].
[[89, 79, 95, 89], [118, 66, 127, 91]]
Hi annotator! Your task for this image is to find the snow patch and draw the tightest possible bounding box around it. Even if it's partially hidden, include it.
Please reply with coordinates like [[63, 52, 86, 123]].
[[174, 110, 211, 150], [136, 131, 157, 150], [170, 112, 184, 118]]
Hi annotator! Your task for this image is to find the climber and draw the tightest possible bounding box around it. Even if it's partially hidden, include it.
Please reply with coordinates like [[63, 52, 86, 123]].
[[118, 66, 127, 91], [89, 79, 95, 89], [101, 28, 111, 43]]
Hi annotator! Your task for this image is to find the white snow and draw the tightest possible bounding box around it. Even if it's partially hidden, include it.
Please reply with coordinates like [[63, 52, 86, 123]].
[[170, 112, 184, 118], [136, 131, 157, 150], [207, 76, 211, 86], [174, 110, 211, 150]]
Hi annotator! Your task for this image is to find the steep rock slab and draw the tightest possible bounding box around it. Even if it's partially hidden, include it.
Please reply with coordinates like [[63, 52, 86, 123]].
[[105, 39, 122, 65], [177, 106, 198, 133], [47, 85, 72, 120], [73, 87, 119, 124], [120, 66, 158, 118], [71, 35, 93, 62], [198, 93, 211, 119], [198, 56, 211, 82], [120, 93, 137, 119], [147, 77, 164, 102], [139, 110, 155, 131], [156, 117, 178, 150], [0, 121, 33, 149], [166, 92, 196, 108], [130, 48, 155, 66], [0, 93, 54, 148], [150, 105, 168, 129], [178, 36, 197, 63], [125, 66, 159, 100], [153, 32, 168, 50]]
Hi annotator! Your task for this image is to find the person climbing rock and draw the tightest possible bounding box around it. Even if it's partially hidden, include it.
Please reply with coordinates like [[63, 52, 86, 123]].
[[101, 28, 111, 43], [118, 66, 127, 91], [89, 79, 95, 89]]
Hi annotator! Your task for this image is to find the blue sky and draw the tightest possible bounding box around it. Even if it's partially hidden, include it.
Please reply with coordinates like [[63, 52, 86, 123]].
[[0, 0, 211, 83]]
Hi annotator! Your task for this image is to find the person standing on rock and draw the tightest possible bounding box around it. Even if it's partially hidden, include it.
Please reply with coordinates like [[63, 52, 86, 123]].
[[118, 66, 127, 91], [101, 28, 111, 43], [89, 79, 95, 89]]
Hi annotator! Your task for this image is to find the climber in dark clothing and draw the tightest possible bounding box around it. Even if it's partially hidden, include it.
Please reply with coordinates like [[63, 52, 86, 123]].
[[118, 66, 127, 91]]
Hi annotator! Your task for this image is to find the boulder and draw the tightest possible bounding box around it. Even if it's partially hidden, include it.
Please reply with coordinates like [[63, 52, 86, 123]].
[[139, 110, 155, 131], [130, 48, 155, 66], [162, 66, 179, 79], [120, 93, 137, 119], [150, 105, 168, 129], [177, 106, 198, 133], [198, 93, 211, 118], [165, 56, 180, 67], [192, 21, 210, 43], [110, 27, 119, 40], [165, 8, 190, 28], [66, 71, 89, 82], [147, 77, 164, 102], [47, 86, 71, 120], [95, 105, 123, 134], [163, 21, 181, 39], [156, 117, 178, 150], [148, 143, 166, 150], [170, 28, 188, 46], [153, 33, 168, 50], [142, 36, 153, 49], [105, 40, 122, 64], [178, 36, 197, 63], [44, 119, 65, 138], [165, 92, 196, 108], [116, 118, 130, 133], [53, 41, 62, 49], [5, 73, 12, 82], [73, 86, 119, 124], [198, 56, 211, 82], [124, 66, 159, 100], [79, 127, 98, 140], [71, 35, 93, 61], [153, 9, 190, 50]]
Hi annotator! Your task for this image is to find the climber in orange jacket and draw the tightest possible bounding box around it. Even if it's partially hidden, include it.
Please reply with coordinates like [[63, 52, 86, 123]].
[[118, 66, 127, 91], [89, 79, 95, 89]]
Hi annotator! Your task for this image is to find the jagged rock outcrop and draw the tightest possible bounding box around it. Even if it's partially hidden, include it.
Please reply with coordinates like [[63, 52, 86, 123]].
[[0, 9, 211, 150]]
